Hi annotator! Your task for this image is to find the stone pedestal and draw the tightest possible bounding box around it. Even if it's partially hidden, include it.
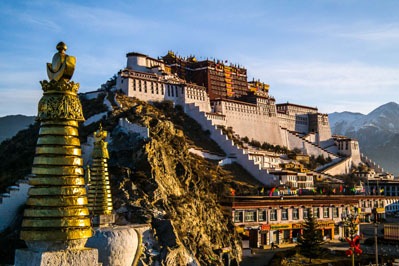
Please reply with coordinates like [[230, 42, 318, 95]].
[[15, 248, 100, 266], [85, 225, 140, 266]]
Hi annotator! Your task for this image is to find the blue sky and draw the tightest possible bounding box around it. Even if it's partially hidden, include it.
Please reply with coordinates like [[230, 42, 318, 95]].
[[1, 0, 399, 116]]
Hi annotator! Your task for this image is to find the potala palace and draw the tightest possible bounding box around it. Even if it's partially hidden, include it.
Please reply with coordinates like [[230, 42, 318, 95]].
[[114, 51, 386, 187]]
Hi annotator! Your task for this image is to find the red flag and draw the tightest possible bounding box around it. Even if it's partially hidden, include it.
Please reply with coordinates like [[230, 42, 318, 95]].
[[339, 185, 343, 192], [269, 187, 276, 196]]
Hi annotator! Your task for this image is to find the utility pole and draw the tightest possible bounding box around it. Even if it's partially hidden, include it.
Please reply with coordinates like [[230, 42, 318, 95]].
[[374, 222, 378, 266], [373, 208, 378, 266]]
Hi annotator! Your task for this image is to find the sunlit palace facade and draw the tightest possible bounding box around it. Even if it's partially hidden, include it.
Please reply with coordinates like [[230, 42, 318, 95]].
[[221, 195, 397, 249]]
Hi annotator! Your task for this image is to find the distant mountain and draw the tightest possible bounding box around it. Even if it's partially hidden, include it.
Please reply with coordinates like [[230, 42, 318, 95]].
[[329, 102, 399, 175], [0, 115, 36, 143]]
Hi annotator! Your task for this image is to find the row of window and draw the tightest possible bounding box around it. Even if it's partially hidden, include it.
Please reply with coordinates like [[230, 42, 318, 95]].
[[132, 79, 185, 98], [210, 80, 227, 88], [386, 204, 399, 211], [128, 77, 211, 103], [209, 70, 247, 80], [337, 141, 350, 150], [224, 103, 258, 113], [234, 207, 341, 223], [122, 71, 156, 80], [361, 200, 384, 208]]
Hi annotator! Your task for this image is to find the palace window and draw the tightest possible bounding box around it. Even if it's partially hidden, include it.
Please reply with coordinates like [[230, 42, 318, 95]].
[[281, 209, 288, 220], [303, 208, 309, 219], [313, 207, 320, 218], [292, 208, 299, 220], [234, 211, 243, 223], [334, 226, 339, 236], [270, 209, 277, 221], [333, 207, 339, 218], [323, 207, 330, 218], [258, 210, 267, 222], [245, 210, 257, 222]]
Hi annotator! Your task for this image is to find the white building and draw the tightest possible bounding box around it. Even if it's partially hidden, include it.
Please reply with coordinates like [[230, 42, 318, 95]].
[[115, 51, 371, 178]]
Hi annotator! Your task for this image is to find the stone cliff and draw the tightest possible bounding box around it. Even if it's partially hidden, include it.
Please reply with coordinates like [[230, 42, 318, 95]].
[[108, 95, 253, 265]]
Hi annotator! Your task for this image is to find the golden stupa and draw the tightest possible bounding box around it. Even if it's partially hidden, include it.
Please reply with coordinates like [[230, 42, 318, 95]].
[[20, 42, 92, 250], [87, 124, 114, 226]]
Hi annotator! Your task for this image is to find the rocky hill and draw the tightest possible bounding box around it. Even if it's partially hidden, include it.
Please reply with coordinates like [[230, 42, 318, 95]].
[[0, 91, 261, 265], [0, 115, 35, 143], [329, 101, 399, 174]]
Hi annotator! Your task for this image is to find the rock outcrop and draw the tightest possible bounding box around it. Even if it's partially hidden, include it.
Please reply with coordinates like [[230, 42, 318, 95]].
[[108, 95, 244, 265]]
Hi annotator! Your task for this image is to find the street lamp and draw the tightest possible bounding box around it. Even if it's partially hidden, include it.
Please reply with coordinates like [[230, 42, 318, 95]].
[[341, 209, 362, 266]]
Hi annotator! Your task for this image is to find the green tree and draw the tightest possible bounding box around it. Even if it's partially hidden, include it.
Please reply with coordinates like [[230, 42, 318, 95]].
[[297, 212, 324, 263]]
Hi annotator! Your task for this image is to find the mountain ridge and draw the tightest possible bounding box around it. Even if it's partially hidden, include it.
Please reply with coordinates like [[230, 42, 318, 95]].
[[0, 115, 35, 144], [329, 101, 399, 174]]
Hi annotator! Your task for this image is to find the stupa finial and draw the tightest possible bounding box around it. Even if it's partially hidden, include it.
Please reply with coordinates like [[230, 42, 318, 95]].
[[46, 41, 76, 81]]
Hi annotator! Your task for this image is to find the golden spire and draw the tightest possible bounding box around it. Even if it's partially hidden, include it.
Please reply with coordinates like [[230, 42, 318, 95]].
[[46, 41, 76, 81], [87, 124, 114, 226], [20, 43, 92, 251]]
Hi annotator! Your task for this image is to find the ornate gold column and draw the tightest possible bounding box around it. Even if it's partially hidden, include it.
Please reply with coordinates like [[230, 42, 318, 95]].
[[87, 125, 114, 226], [20, 42, 92, 251]]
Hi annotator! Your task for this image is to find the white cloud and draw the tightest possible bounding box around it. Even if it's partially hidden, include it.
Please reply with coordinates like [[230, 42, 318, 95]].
[[336, 23, 399, 42], [18, 14, 61, 32]]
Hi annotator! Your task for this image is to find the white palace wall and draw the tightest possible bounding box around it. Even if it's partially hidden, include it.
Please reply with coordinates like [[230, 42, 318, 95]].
[[280, 128, 338, 160], [316, 116, 333, 148], [322, 157, 352, 175], [184, 103, 278, 186], [213, 100, 284, 146], [117, 69, 211, 113]]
